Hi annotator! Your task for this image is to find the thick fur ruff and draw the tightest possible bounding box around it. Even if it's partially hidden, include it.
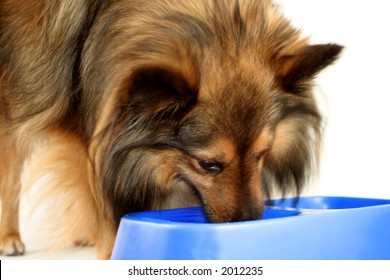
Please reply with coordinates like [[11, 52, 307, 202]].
[[0, 0, 342, 259]]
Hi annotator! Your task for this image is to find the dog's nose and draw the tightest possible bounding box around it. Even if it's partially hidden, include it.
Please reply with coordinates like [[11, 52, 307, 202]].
[[206, 201, 263, 223], [235, 203, 263, 221]]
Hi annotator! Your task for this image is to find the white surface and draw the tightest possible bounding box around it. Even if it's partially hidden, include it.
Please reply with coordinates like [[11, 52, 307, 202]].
[[0, 200, 97, 260], [2, 0, 390, 260]]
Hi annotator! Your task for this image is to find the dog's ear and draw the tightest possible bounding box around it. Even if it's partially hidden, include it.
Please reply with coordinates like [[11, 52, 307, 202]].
[[127, 67, 198, 123], [277, 44, 343, 94]]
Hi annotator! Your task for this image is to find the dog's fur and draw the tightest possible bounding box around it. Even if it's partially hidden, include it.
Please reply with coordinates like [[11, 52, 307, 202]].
[[0, 0, 342, 259]]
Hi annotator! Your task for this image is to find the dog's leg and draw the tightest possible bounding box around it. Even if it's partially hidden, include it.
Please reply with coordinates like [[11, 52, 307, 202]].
[[22, 129, 102, 254], [0, 143, 25, 256], [94, 219, 117, 260]]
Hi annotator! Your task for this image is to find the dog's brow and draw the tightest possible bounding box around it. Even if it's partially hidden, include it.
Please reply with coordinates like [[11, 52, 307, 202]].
[[251, 127, 274, 152], [192, 138, 237, 163]]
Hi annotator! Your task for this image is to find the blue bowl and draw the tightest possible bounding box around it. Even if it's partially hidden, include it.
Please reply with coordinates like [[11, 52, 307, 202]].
[[111, 196, 390, 260], [266, 196, 390, 210]]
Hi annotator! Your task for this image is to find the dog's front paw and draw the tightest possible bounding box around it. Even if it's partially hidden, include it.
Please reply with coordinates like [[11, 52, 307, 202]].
[[0, 234, 25, 256]]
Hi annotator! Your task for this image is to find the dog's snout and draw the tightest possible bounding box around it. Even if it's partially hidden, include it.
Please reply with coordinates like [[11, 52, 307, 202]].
[[207, 205, 263, 223], [237, 203, 264, 221], [205, 195, 264, 223]]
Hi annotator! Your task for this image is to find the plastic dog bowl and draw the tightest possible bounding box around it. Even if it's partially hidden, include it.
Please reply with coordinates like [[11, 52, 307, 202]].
[[111, 196, 390, 260]]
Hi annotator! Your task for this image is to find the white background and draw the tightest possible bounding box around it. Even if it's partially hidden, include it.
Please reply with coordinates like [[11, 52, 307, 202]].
[[275, 0, 390, 199], [2, 0, 390, 260]]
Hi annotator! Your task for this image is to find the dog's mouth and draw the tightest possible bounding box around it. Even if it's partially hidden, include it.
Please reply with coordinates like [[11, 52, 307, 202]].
[[178, 175, 251, 223]]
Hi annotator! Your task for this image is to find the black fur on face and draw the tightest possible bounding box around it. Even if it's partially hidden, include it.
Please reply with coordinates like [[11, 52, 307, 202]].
[[100, 67, 200, 222]]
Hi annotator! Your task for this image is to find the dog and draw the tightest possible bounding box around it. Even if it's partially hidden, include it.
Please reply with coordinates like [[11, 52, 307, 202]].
[[0, 0, 342, 259]]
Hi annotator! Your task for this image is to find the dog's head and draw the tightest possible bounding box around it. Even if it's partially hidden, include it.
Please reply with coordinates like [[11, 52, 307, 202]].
[[83, 0, 342, 223]]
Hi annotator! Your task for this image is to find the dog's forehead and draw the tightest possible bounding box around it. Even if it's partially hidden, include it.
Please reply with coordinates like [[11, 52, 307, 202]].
[[197, 67, 282, 132], [179, 80, 280, 153], [199, 51, 279, 103]]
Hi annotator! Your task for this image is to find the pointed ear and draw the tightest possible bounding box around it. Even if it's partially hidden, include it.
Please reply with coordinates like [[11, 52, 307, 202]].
[[277, 44, 343, 93], [127, 66, 198, 123]]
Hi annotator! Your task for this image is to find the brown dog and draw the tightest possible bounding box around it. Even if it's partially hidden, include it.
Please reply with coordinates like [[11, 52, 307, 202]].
[[0, 0, 342, 259]]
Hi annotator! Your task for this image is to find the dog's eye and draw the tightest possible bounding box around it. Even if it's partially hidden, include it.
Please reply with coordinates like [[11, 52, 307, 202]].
[[198, 160, 223, 173]]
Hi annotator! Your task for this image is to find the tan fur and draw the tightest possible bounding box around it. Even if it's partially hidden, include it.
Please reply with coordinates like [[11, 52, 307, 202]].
[[21, 131, 98, 249], [190, 138, 237, 165]]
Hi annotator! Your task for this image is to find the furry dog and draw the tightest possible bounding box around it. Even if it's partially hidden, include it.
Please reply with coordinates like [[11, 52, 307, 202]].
[[0, 0, 342, 259]]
